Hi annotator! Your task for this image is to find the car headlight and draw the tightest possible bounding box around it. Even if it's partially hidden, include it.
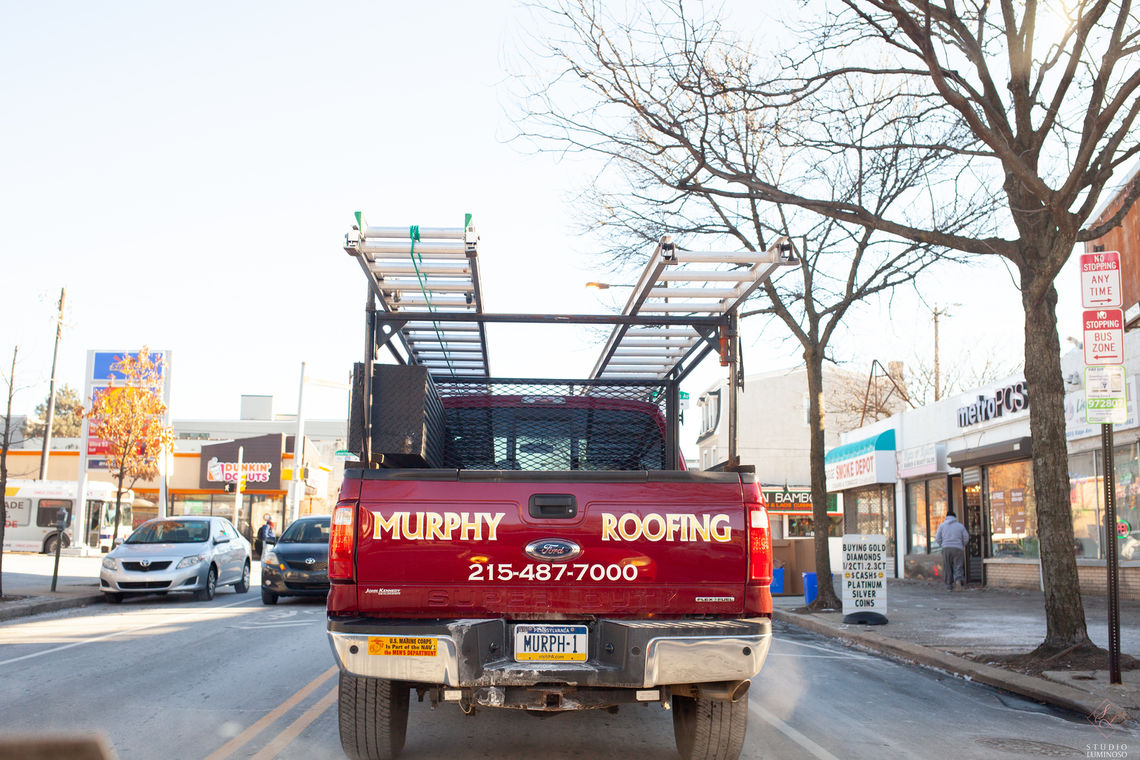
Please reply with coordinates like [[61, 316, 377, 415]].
[[263, 551, 278, 566], [177, 553, 207, 569], [101, 557, 118, 570]]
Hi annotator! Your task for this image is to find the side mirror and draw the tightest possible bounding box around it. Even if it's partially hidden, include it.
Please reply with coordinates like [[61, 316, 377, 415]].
[[214, 535, 230, 544], [265, 537, 277, 546], [113, 537, 125, 548]]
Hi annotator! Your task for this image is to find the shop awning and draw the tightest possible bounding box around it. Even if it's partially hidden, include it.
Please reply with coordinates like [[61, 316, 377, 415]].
[[947, 436, 1033, 469], [825, 429, 897, 491]]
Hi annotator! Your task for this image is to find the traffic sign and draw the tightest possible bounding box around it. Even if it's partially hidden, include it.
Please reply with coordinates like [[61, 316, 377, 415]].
[[1083, 309, 1124, 364], [1085, 366, 1128, 424], [1080, 251, 1122, 308]]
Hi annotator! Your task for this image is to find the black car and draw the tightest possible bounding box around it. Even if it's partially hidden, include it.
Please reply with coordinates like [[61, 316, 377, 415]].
[[260, 516, 330, 604]]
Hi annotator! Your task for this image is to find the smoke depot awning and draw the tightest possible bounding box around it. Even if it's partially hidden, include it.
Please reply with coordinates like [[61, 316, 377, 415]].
[[825, 429, 897, 491]]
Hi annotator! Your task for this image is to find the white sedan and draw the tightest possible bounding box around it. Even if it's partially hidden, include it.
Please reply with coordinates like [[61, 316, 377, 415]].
[[99, 516, 252, 603]]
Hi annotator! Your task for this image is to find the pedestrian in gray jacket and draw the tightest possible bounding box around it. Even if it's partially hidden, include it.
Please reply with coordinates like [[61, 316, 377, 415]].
[[935, 512, 970, 590]]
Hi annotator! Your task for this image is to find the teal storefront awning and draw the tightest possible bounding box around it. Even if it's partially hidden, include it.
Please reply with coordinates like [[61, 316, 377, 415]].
[[825, 429, 896, 464], [825, 429, 897, 490]]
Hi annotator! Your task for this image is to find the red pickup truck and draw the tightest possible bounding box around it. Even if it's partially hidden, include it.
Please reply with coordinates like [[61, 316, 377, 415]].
[[327, 384, 773, 760]]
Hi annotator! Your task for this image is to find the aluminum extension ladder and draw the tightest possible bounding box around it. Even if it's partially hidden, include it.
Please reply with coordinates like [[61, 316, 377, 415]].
[[344, 213, 490, 377]]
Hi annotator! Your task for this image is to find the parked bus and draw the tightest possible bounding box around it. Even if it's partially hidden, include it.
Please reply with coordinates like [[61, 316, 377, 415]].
[[2, 480, 133, 553]]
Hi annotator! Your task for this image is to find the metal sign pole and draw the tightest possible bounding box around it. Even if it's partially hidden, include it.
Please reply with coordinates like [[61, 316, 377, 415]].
[[726, 312, 739, 469], [1101, 422, 1122, 684]]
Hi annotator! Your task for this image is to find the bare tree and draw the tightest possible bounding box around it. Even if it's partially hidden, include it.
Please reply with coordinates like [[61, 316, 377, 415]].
[[519, 0, 1138, 654], [516, 1, 992, 609]]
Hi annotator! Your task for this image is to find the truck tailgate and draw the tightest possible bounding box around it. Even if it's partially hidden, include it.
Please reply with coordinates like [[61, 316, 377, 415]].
[[348, 471, 749, 618]]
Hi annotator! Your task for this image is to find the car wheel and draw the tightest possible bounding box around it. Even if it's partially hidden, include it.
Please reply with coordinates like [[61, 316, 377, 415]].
[[339, 672, 409, 760], [234, 561, 250, 593], [261, 588, 278, 605], [103, 592, 123, 604], [195, 566, 218, 602], [672, 692, 747, 760]]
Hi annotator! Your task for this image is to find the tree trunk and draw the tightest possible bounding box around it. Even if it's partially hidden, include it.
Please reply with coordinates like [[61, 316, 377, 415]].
[[112, 467, 126, 547], [805, 348, 841, 609], [1021, 268, 1093, 652]]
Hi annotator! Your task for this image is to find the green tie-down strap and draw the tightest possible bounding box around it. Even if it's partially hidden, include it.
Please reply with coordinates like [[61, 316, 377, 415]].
[[408, 224, 456, 376]]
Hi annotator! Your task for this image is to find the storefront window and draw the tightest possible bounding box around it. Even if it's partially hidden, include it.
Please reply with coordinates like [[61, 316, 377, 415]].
[[988, 461, 1037, 558], [906, 477, 949, 554], [850, 485, 895, 560], [1112, 442, 1140, 561], [927, 478, 948, 551], [907, 482, 927, 553], [1069, 452, 1101, 558], [787, 515, 843, 537]]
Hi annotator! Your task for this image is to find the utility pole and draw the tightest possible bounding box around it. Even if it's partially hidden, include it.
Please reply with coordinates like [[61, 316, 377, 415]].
[[931, 304, 955, 402], [39, 288, 65, 480]]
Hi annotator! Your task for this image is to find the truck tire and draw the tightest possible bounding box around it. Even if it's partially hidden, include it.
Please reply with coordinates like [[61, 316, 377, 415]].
[[672, 693, 748, 760], [338, 672, 409, 760]]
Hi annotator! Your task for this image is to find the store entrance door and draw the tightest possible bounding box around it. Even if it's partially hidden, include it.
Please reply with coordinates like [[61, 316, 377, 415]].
[[960, 470, 985, 584]]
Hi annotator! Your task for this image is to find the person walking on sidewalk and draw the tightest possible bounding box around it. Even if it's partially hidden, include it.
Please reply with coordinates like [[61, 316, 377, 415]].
[[935, 511, 970, 590]]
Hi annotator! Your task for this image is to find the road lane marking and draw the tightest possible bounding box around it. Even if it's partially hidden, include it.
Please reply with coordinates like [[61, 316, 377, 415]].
[[203, 666, 337, 760], [0, 597, 256, 667], [250, 686, 338, 760], [750, 702, 841, 760]]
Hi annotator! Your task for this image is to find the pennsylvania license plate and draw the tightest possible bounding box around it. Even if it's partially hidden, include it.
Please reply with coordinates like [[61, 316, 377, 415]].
[[513, 624, 588, 662]]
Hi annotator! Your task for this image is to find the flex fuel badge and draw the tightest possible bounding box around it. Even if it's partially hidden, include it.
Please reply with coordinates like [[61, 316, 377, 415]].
[[368, 636, 438, 657]]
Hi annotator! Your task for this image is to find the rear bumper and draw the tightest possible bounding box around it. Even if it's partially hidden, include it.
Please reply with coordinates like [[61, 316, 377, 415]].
[[326, 616, 771, 689]]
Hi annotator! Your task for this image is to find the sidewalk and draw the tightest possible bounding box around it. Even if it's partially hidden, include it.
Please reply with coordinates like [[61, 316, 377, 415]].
[[0, 552, 106, 622], [773, 577, 1140, 725]]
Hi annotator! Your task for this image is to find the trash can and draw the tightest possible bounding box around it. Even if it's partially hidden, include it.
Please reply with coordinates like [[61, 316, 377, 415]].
[[802, 572, 819, 604], [771, 567, 785, 594]]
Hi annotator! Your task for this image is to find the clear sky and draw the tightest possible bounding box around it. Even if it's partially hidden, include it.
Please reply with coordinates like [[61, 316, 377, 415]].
[[1, 1, 1084, 458]]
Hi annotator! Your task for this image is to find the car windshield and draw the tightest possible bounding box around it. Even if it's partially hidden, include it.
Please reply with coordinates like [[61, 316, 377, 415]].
[[126, 520, 210, 544], [278, 519, 330, 544]]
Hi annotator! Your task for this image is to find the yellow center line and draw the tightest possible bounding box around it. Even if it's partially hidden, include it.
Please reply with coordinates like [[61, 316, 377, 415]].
[[250, 686, 338, 760], [203, 666, 337, 760]]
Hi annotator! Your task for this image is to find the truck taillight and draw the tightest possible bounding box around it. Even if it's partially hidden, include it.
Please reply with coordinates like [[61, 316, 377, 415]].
[[329, 506, 355, 581], [748, 508, 772, 583]]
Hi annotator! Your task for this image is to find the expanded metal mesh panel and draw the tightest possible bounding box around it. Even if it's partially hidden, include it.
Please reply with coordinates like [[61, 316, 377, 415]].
[[435, 379, 669, 471]]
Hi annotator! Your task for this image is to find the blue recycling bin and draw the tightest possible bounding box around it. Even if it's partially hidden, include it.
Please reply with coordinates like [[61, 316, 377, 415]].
[[771, 567, 785, 594], [802, 572, 819, 604]]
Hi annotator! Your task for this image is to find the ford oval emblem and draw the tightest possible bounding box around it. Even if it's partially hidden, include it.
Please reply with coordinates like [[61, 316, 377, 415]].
[[524, 538, 582, 562]]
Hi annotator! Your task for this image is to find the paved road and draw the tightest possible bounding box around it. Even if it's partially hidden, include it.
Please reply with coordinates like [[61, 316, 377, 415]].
[[0, 583, 1136, 759]]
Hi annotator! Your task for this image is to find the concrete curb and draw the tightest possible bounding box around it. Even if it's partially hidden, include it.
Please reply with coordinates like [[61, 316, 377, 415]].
[[0, 593, 104, 623], [772, 608, 1129, 721]]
